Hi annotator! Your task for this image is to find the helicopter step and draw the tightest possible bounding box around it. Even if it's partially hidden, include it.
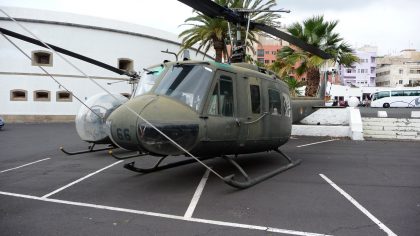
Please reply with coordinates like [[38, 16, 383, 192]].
[[60, 143, 115, 155], [221, 149, 302, 189]]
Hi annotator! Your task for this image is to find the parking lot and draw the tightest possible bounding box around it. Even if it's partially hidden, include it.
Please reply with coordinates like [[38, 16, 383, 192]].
[[0, 123, 419, 235]]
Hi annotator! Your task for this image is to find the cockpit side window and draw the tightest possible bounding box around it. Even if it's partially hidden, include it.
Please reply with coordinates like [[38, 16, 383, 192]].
[[206, 74, 234, 117], [220, 76, 234, 116]]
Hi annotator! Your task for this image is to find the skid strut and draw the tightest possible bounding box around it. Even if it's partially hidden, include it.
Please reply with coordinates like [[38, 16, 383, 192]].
[[60, 143, 114, 155], [221, 149, 301, 189]]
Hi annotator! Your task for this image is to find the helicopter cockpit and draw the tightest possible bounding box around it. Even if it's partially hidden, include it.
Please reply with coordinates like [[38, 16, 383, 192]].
[[153, 64, 214, 112], [134, 65, 166, 97]]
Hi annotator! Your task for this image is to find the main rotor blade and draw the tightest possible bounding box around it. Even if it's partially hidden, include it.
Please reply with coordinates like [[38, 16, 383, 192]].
[[252, 23, 331, 59], [177, 0, 244, 23], [0, 27, 129, 76], [177, 0, 331, 59]]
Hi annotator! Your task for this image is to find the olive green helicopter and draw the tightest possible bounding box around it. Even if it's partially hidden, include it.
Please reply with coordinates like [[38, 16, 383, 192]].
[[0, 0, 331, 189]]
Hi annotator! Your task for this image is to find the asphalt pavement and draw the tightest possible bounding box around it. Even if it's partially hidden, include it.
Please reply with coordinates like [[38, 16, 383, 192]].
[[0, 123, 419, 235]]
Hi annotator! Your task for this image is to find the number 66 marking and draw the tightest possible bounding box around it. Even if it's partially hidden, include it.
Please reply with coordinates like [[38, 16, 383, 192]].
[[116, 128, 131, 141]]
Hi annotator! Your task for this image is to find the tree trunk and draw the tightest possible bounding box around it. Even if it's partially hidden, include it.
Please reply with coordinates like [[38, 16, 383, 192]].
[[305, 67, 320, 97], [213, 40, 224, 62]]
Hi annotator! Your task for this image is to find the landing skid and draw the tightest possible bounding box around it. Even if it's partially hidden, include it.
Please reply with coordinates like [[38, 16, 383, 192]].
[[108, 150, 147, 160], [60, 143, 114, 155], [119, 148, 300, 189], [123, 156, 215, 173], [221, 149, 301, 189]]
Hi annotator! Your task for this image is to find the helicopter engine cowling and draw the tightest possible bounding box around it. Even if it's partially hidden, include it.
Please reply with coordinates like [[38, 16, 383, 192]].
[[75, 93, 128, 143], [107, 95, 203, 156]]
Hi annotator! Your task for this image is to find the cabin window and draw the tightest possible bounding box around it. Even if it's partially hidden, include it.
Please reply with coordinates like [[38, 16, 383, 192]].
[[282, 93, 291, 117], [250, 85, 261, 114], [32, 51, 53, 66], [34, 90, 51, 101], [268, 89, 282, 114], [10, 89, 28, 101], [219, 76, 234, 116], [118, 58, 133, 71], [56, 91, 72, 102]]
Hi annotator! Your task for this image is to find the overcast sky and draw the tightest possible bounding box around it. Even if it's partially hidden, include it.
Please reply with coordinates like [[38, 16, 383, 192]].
[[0, 0, 419, 56]]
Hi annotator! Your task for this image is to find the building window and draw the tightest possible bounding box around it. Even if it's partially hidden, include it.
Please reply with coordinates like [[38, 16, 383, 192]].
[[399, 80, 403, 84], [10, 89, 28, 101], [32, 51, 53, 66], [34, 90, 51, 101], [265, 51, 269, 55], [257, 58, 264, 63], [118, 58, 133, 71], [409, 69, 420, 74], [399, 69, 403, 74], [56, 91, 72, 102], [264, 60, 270, 64], [346, 69, 352, 73], [257, 49, 264, 57]]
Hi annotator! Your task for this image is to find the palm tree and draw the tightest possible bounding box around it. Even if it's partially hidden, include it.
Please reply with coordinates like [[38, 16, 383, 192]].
[[275, 15, 358, 96], [178, 0, 281, 62], [283, 76, 306, 97]]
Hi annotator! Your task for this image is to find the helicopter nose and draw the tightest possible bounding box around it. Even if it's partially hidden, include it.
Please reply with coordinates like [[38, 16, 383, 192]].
[[107, 95, 202, 155]]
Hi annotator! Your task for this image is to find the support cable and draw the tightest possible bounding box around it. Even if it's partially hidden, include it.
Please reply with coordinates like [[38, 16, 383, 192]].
[[0, 8, 225, 181]]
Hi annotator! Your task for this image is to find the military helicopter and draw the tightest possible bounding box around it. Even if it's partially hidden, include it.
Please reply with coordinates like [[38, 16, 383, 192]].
[[105, 0, 331, 188], [0, 0, 331, 189]]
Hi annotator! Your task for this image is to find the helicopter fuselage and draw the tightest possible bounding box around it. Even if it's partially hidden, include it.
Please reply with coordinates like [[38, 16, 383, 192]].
[[107, 61, 316, 157]]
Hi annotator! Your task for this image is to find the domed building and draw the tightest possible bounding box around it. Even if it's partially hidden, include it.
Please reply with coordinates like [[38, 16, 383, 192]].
[[0, 7, 213, 122]]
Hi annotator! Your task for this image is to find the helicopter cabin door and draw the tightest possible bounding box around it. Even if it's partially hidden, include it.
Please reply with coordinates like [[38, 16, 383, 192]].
[[203, 70, 239, 154], [239, 77, 265, 147]]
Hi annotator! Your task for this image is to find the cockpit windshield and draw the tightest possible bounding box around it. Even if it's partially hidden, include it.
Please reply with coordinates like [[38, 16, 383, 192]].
[[153, 64, 214, 111], [134, 65, 166, 97]]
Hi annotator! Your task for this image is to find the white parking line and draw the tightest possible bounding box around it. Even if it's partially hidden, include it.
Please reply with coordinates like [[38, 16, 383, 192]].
[[0, 158, 51, 173], [296, 139, 338, 148], [41, 161, 123, 198], [319, 174, 397, 236], [0, 190, 332, 236], [184, 169, 210, 218]]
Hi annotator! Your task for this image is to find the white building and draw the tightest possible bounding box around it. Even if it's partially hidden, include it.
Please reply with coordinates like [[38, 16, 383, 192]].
[[375, 49, 420, 87], [0, 7, 213, 122], [339, 45, 377, 87]]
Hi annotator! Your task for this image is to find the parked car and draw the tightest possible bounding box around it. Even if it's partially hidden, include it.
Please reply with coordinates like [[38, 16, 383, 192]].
[[0, 116, 4, 130]]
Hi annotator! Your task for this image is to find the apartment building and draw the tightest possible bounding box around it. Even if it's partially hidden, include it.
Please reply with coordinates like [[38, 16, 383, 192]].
[[339, 45, 377, 87], [376, 49, 420, 87]]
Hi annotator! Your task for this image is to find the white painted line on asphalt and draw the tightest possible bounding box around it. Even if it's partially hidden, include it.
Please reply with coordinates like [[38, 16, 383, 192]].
[[296, 139, 338, 148], [319, 174, 397, 236], [184, 169, 210, 218], [0, 158, 51, 173], [41, 160, 123, 199], [0, 190, 332, 236]]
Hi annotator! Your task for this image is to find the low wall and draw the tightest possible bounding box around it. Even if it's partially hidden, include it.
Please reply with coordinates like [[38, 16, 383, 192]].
[[1, 115, 75, 123]]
